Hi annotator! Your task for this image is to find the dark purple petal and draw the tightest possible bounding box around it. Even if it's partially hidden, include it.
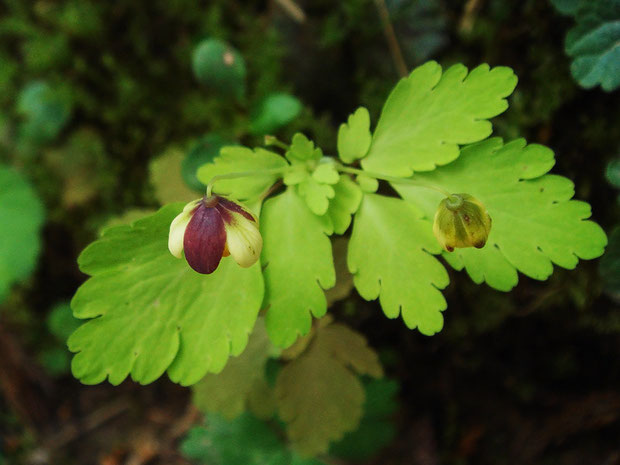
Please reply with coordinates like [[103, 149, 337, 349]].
[[183, 203, 226, 274], [216, 197, 256, 223]]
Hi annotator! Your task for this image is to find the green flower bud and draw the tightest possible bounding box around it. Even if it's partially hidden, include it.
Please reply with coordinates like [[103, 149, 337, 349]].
[[433, 193, 492, 252]]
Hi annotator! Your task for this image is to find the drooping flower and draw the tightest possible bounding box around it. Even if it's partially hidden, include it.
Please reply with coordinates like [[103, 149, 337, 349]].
[[168, 196, 262, 274], [433, 193, 492, 252]]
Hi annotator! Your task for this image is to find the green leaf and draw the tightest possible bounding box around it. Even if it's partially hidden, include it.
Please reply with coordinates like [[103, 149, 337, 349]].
[[337, 107, 372, 164], [192, 318, 273, 420], [196, 146, 288, 200], [0, 165, 44, 302], [326, 176, 362, 235], [394, 138, 607, 291], [600, 226, 620, 299], [180, 414, 327, 465], [192, 38, 246, 99], [182, 134, 233, 191], [17, 81, 72, 146], [605, 157, 620, 189], [297, 176, 335, 216], [261, 188, 335, 347], [361, 61, 517, 176], [312, 163, 339, 185], [563, 0, 620, 91], [149, 147, 198, 204], [276, 321, 382, 456], [348, 193, 449, 334], [249, 93, 302, 135], [68, 204, 264, 386], [286, 133, 322, 163], [330, 378, 399, 461], [47, 301, 80, 342]]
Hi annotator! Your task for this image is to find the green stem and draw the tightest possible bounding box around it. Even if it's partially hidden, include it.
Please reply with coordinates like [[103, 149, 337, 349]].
[[336, 165, 451, 196], [263, 135, 290, 151], [206, 167, 289, 198]]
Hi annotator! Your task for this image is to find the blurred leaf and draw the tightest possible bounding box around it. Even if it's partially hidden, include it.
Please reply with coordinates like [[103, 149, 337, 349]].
[[249, 93, 302, 135], [45, 128, 113, 208], [605, 157, 620, 188], [182, 134, 233, 191], [276, 320, 382, 456], [22, 34, 70, 71], [192, 318, 273, 420], [557, 0, 620, 91], [362, 62, 517, 176], [192, 38, 246, 99], [330, 378, 399, 460], [600, 226, 620, 299], [17, 81, 72, 147], [54, 0, 103, 37], [150, 147, 197, 204], [69, 204, 264, 386], [47, 301, 81, 342], [180, 414, 327, 465], [0, 165, 44, 302], [39, 346, 71, 377], [388, 0, 449, 63], [261, 188, 335, 348]]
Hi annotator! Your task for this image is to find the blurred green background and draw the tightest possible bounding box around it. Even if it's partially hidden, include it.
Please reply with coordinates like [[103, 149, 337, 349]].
[[0, 0, 619, 464]]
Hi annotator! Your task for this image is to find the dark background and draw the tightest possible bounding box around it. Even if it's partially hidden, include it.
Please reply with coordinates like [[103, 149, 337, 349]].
[[0, 0, 619, 464]]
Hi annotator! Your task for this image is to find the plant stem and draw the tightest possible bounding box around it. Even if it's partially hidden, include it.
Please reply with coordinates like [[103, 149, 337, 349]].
[[264, 135, 290, 151], [336, 164, 451, 196], [206, 167, 289, 198]]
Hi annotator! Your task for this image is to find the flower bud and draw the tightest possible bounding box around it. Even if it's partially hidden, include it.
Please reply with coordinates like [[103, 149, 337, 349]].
[[168, 196, 262, 274], [433, 193, 492, 252]]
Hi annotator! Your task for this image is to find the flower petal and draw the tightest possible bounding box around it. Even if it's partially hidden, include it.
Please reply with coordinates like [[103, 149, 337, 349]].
[[223, 212, 263, 268], [183, 203, 227, 274], [168, 199, 201, 258]]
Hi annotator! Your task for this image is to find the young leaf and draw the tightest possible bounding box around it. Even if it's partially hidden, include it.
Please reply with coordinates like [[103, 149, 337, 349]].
[[276, 321, 382, 456], [337, 107, 372, 164], [196, 146, 287, 200], [348, 194, 449, 335], [326, 176, 362, 234], [249, 93, 302, 135], [286, 133, 322, 163], [192, 318, 272, 420], [394, 138, 607, 291], [69, 204, 264, 386], [261, 188, 335, 347], [297, 176, 335, 216], [0, 165, 44, 302], [361, 61, 517, 176]]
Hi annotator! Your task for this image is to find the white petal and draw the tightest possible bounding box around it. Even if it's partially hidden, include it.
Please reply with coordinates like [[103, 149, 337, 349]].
[[224, 212, 263, 268], [168, 199, 201, 258]]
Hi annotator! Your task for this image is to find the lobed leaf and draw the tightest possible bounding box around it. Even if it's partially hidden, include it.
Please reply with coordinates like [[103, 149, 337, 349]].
[[362, 61, 517, 176], [286, 133, 322, 163], [69, 204, 264, 386], [394, 138, 607, 291], [337, 107, 372, 164], [348, 194, 449, 334], [276, 321, 382, 456], [326, 176, 362, 235], [261, 189, 335, 347], [197, 146, 287, 200], [192, 318, 273, 420]]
